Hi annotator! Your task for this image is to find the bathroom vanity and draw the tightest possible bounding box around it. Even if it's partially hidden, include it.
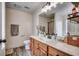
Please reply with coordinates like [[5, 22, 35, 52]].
[[30, 36, 79, 56]]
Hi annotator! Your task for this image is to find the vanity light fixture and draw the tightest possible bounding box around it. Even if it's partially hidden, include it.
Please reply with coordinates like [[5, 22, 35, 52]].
[[41, 2, 50, 13], [41, 5, 48, 13], [51, 2, 58, 8], [41, 2, 64, 13]]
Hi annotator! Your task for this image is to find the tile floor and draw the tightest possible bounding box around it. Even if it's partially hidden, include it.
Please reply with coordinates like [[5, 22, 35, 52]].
[[6, 46, 32, 56]]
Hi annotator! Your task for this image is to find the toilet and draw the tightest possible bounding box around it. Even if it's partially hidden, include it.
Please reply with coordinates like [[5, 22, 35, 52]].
[[24, 40, 31, 55], [24, 40, 30, 50]]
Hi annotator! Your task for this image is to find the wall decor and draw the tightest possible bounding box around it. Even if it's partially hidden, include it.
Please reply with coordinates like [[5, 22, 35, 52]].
[[11, 24, 19, 36]]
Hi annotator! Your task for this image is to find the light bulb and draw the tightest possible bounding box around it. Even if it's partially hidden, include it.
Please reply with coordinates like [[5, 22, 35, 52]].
[[47, 6, 51, 10], [53, 4, 56, 8], [41, 2, 63, 13], [41, 8, 47, 13], [50, 2, 58, 8]]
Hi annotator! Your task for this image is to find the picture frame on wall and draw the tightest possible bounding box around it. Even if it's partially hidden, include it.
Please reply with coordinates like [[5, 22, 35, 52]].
[[11, 24, 19, 36]]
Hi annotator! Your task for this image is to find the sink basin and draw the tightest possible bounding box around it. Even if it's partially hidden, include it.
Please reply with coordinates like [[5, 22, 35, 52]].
[[39, 36, 57, 43], [39, 36, 47, 41], [58, 40, 64, 42]]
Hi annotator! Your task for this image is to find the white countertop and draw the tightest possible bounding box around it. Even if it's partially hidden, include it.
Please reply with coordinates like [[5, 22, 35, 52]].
[[30, 36, 79, 56]]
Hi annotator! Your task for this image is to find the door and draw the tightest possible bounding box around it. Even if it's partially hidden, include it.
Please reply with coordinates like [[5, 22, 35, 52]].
[[0, 2, 5, 56], [48, 21, 54, 35]]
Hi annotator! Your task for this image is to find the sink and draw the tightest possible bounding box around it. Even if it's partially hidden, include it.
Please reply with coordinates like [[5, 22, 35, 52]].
[[39, 36, 47, 41], [58, 40, 64, 42], [39, 36, 57, 43]]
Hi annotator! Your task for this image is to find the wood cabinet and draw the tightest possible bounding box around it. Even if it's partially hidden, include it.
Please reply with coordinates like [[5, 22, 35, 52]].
[[39, 42, 47, 52], [39, 48, 47, 56], [33, 40, 47, 56], [67, 36, 79, 47], [30, 38, 34, 55], [48, 46, 58, 56], [30, 38, 33, 50], [39, 42, 47, 56], [48, 46, 70, 56], [30, 37, 70, 56], [30, 38, 47, 56], [33, 40, 40, 56]]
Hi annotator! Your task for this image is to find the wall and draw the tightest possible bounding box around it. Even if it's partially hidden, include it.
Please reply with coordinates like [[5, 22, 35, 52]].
[[32, 8, 41, 35], [6, 8, 32, 49]]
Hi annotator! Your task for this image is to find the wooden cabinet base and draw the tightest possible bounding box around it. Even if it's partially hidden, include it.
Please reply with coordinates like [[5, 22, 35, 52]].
[[48, 46, 70, 56], [30, 38, 71, 56]]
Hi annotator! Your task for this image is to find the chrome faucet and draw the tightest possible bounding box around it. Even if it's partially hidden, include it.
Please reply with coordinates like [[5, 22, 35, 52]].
[[51, 33, 57, 40], [54, 33, 57, 39]]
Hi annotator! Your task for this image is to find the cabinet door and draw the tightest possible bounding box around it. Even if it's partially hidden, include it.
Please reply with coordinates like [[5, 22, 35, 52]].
[[48, 46, 70, 56], [40, 52, 47, 56], [34, 40, 39, 49], [34, 49, 40, 56], [39, 48, 47, 56], [30, 38, 34, 55], [39, 42, 47, 56], [33, 40, 40, 56], [57, 51, 70, 56], [30, 38, 33, 51], [48, 46, 58, 56], [39, 42, 47, 52]]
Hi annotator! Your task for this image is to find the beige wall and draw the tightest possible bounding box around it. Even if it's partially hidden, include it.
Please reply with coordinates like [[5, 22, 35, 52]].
[[6, 8, 32, 49]]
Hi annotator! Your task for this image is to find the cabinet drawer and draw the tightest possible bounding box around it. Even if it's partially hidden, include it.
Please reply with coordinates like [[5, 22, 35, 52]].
[[39, 42, 47, 51]]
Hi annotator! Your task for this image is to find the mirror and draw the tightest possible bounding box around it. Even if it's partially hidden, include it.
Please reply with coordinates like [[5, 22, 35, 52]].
[[38, 13, 55, 35]]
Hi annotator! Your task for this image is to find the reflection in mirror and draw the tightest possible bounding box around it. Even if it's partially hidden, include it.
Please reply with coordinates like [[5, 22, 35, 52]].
[[48, 21, 54, 35], [39, 13, 55, 36]]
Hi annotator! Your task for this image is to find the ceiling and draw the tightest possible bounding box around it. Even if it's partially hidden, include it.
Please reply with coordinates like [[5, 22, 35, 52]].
[[6, 2, 73, 16], [6, 2, 46, 14], [39, 13, 55, 19]]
